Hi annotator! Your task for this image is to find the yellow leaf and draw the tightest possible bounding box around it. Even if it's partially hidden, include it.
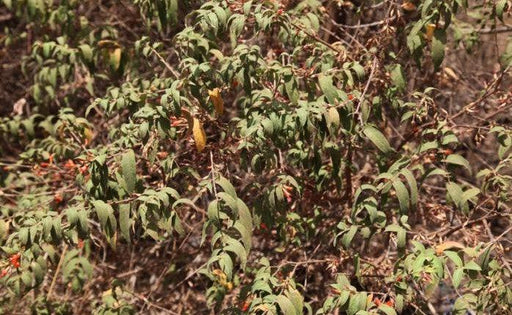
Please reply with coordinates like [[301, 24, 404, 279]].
[[83, 128, 94, 144], [192, 117, 206, 152], [425, 23, 436, 41], [97, 40, 120, 49], [224, 281, 233, 291], [435, 241, 465, 255], [443, 67, 459, 81], [110, 48, 122, 71], [208, 88, 224, 115]]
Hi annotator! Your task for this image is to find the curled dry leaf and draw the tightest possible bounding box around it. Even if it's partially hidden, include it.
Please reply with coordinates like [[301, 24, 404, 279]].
[[435, 241, 465, 255], [401, 1, 417, 11], [192, 117, 206, 152], [426, 23, 436, 41], [208, 88, 224, 115]]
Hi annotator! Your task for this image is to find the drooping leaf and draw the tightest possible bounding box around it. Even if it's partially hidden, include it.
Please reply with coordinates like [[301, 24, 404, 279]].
[[444, 154, 471, 173], [121, 149, 136, 193], [432, 29, 447, 71], [363, 126, 393, 154], [390, 64, 406, 91]]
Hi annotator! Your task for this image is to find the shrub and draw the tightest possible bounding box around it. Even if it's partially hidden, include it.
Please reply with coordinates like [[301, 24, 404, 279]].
[[1, 0, 511, 313]]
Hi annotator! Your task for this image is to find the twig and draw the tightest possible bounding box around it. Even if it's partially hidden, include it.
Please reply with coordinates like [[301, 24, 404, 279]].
[[478, 25, 512, 34], [449, 65, 510, 121], [482, 220, 512, 274], [354, 57, 378, 125], [48, 244, 69, 299], [125, 289, 180, 315], [149, 47, 180, 78], [332, 16, 398, 29], [290, 23, 355, 61]]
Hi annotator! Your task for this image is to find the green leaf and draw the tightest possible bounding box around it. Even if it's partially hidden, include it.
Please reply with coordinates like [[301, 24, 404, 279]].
[[342, 225, 358, 249], [121, 149, 137, 193], [392, 180, 410, 214], [119, 203, 131, 242], [21, 271, 32, 287], [390, 64, 406, 91], [464, 260, 482, 271], [224, 238, 247, 267], [363, 126, 393, 154], [500, 36, 512, 68], [216, 176, 237, 198], [379, 304, 397, 315], [286, 288, 304, 313], [461, 187, 480, 203], [446, 182, 463, 206], [432, 29, 446, 71], [496, 0, 507, 21], [79, 44, 93, 63], [347, 292, 367, 315], [444, 250, 463, 267], [169, 0, 178, 25], [351, 62, 365, 80], [385, 224, 407, 249], [92, 200, 113, 228], [318, 74, 338, 104], [275, 295, 296, 315], [325, 107, 340, 133], [444, 154, 471, 173], [401, 169, 418, 208]]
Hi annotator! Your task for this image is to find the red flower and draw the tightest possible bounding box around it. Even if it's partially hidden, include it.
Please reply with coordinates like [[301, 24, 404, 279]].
[[443, 149, 454, 155], [9, 253, 21, 269], [241, 301, 250, 311], [0, 269, 8, 278]]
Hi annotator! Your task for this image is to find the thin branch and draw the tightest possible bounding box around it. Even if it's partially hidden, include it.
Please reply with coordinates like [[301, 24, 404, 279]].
[[355, 57, 378, 125]]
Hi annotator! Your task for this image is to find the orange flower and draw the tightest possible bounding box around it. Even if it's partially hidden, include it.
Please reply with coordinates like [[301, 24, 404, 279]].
[[54, 194, 63, 204], [64, 159, 76, 170], [156, 152, 168, 159], [282, 185, 293, 203], [79, 164, 89, 175]]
